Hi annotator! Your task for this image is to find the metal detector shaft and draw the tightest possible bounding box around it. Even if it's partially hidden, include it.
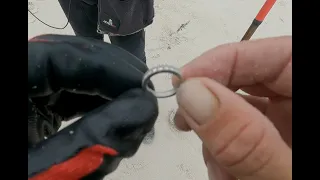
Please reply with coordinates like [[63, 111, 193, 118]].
[[241, 0, 276, 41]]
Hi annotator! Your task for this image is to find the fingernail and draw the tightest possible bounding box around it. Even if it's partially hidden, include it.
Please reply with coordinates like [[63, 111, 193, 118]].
[[207, 162, 219, 180], [206, 163, 216, 180], [172, 76, 184, 89], [174, 112, 185, 127], [207, 162, 234, 180], [176, 79, 219, 125], [174, 110, 191, 131]]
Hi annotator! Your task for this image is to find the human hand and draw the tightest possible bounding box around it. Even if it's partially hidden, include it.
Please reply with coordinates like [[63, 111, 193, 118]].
[[28, 34, 158, 179], [173, 36, 292, 180]]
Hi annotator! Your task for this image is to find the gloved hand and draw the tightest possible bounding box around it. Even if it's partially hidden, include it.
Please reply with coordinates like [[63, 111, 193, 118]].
[[28, 34, 159, 180]]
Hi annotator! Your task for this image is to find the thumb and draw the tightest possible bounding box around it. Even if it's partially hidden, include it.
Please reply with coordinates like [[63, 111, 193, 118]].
[[175, 78, 292, 180]]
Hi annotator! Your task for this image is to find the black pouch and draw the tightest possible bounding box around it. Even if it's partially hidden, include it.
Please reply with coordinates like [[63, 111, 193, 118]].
[[97, 0, 154, 36]]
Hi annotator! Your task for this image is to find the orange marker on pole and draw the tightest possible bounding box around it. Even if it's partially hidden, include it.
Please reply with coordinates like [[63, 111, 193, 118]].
[[241, 0, 276, 41]]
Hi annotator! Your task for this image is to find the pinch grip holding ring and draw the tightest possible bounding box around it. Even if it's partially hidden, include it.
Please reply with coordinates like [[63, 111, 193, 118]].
[[142, 65, 183, 98]]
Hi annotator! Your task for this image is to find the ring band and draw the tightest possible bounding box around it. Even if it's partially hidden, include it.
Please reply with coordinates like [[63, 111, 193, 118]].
[[142, 65, 183, 98]]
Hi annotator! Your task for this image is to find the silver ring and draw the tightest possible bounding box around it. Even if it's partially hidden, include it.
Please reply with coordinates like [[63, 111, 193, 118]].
[[142, 65, 183, 98]]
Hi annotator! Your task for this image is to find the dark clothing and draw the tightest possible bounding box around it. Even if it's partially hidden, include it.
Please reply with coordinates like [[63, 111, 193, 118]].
[[28, 35, 158, 179], [58, 0, 154, 62]]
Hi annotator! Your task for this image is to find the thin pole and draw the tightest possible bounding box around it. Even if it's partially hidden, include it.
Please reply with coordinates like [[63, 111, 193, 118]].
[[241, 0, 276, 41]]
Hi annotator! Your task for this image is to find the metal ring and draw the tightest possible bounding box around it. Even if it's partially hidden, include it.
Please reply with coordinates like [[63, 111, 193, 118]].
[[142, 65, 183, 98]]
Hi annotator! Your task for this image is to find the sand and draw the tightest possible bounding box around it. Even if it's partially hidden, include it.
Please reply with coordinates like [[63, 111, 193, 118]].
[[28, 0, 292, 179]]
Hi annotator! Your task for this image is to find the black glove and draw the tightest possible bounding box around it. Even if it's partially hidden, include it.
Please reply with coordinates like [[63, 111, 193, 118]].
[[28, 34, 158, 180]]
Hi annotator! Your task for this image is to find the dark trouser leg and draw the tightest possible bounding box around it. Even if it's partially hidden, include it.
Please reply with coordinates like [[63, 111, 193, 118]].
[[110, 30, 151, 143], [58, 0, 146, 62], [58, 0, 103, 40], [109, 30, 147, 63]]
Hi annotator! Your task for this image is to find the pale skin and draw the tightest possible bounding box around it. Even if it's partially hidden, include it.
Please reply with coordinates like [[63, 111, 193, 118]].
[[173, 36, 292, 180]]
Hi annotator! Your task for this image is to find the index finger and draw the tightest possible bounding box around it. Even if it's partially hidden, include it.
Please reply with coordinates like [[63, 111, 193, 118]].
[[180, 36, 292, 97]]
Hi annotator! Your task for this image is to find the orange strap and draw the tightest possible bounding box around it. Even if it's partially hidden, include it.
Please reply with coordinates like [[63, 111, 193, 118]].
[[29, 145, 118, 180], [255, 0, 276, 22]]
